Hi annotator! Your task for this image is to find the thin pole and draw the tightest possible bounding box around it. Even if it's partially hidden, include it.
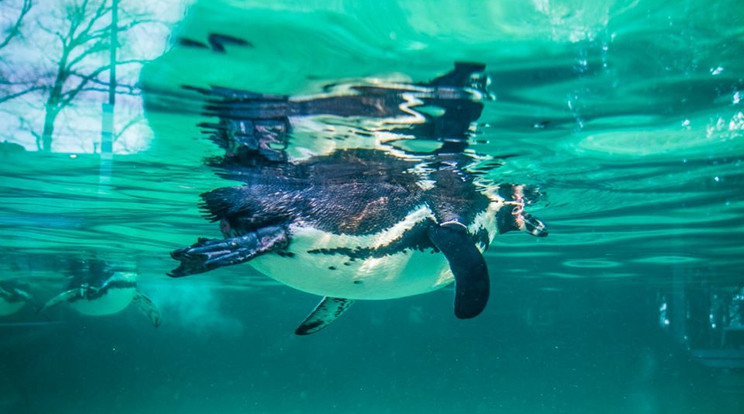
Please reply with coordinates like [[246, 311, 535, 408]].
[[108, 0, 117, 107], [100, 0, 117, 185]]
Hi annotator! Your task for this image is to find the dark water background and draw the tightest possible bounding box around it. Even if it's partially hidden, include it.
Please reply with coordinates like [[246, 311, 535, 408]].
[[1, 1, 743, 413]]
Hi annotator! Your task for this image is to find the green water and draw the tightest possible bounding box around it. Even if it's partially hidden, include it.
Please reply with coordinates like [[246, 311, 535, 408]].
[[1, 0, 743, 413]]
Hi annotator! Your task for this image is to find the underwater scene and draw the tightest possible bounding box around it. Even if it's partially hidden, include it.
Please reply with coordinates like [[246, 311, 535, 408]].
[[1, 0, 743, 413]]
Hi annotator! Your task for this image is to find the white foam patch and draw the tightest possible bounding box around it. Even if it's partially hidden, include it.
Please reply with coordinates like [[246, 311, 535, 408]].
[[148, 280, 244, 336]]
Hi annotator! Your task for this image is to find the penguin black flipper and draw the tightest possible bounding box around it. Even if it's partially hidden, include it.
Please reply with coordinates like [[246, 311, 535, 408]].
[[295, 297, 354, 335], [133, 291, 162, 328], [169, 225, 289, 277], [38, 289, 81, 314], [427, 222, 489, 319]]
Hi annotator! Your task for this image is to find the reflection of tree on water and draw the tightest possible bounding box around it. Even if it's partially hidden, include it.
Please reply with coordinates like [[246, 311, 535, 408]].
[[0, 0, 168, 153]]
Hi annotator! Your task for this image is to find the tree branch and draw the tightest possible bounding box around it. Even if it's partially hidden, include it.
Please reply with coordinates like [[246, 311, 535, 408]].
[[0, 84, 44, 104], [70, 85, 140, 96], [35, 19, 67, 47], [58, 63, 111, 105], [115, 113, 144, 140], [70, 72, 140, 94], [0, 0, 32, 49], [14, 116, 42, 150], [66, 37, 108, 69], [69, 0, 109, 47]]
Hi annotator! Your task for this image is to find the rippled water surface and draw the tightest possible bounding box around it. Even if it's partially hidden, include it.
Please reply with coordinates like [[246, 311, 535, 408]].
[[1, 1, 743, 413]]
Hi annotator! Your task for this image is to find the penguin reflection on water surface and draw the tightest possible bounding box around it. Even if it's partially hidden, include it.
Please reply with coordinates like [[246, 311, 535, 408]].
[[167, 62, 548, 334], [173, 61, 491, 161], [40, 259, 161, 327]]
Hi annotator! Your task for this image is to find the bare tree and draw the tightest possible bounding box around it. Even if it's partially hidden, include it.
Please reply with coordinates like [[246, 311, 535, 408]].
[[1, 0, 168, 152], [38, 0, 149, 152]]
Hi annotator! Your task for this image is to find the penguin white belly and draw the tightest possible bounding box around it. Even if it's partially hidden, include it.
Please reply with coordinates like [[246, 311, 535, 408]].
[[0, 300, 25, 316], [252, 246, 453, 300], [250, 206, 455, 299], [70, 287, 136, 316]]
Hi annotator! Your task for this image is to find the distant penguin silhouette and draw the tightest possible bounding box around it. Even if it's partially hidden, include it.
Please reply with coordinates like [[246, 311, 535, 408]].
[[0, 280, 32, 316], [40, 260, 161, 327]]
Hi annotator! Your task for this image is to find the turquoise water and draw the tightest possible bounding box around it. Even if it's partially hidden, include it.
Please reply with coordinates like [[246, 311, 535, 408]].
[[1, 0, 744, 413]]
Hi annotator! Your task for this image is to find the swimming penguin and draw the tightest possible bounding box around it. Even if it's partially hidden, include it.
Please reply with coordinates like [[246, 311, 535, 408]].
[[169, 148, 547, 334], [40, 260, 161, 327], [0, 280, 33, 316], [162, 60, 547, 334]]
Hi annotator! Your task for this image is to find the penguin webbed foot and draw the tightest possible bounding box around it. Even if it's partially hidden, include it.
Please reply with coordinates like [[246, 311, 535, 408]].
[[133, 292, 162, 328], [295, 297, 354, 336], [169, 225, 289, 277]]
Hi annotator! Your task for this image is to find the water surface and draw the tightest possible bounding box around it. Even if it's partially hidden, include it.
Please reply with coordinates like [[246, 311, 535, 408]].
[[1, 1, 743, 413]]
